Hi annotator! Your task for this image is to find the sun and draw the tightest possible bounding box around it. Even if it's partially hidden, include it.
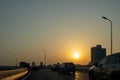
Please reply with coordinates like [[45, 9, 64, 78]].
[[73, 52, 80, 59]]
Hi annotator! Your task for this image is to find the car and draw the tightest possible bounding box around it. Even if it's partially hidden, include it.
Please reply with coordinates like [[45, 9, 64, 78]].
[[58, 62, 76, 74], [89, 52, 120, 80], [31, 66, 39, 71], [51, 64, 60, 71]]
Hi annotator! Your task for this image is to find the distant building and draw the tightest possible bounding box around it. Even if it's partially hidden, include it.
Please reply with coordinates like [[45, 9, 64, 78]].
[[91, 45, 106, 64]]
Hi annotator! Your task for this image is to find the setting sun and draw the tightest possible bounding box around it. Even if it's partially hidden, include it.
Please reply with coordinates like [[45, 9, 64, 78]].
[[73, 52, 80, 59]]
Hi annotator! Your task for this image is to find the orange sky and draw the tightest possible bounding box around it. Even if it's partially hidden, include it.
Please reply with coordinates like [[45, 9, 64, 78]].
[[0, 0, 120, 66]]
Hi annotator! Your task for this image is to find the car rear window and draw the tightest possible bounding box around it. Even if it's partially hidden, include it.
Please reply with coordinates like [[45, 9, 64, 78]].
[[66, 63, 74, 67]]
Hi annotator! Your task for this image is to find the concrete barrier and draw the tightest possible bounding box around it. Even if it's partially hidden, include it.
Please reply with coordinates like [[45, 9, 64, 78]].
[[0, 68, 28, 80]]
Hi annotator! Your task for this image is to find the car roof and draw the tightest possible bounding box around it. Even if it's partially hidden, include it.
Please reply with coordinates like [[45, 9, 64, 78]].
[[107, 52, 120, 57], [61, 62, 74, 65], [105, 52, 120, 59]]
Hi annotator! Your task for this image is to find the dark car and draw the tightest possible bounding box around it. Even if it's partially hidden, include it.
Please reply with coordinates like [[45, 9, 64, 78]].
[[58, 62, 76, 74], [51, 64, 60, 71], [89, 52, 120, 80], [31, 66, 39, 71]]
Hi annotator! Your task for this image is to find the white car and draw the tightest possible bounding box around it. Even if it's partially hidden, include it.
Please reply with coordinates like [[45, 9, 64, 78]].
[[89, 52, 120, 80]]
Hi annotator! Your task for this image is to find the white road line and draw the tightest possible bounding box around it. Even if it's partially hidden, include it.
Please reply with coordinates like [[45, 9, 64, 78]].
[[22, 71, 31, 80]]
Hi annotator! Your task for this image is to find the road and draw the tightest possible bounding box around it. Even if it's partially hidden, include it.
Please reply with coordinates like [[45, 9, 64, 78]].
[[24, 69, 89, 80]]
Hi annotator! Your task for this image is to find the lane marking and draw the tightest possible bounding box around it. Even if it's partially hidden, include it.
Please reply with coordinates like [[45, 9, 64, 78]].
[[22, 71, 31, 80]]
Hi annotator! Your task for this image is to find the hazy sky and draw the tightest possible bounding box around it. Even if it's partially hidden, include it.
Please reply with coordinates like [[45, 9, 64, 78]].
[[0, 0, 120, 66]]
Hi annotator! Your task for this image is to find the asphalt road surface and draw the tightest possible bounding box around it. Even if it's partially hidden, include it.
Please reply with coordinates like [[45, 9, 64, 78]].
[[24, 69, 89, 80]]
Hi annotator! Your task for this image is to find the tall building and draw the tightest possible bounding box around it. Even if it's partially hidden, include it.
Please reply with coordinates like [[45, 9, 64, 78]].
[[91, 45, 106, 64]]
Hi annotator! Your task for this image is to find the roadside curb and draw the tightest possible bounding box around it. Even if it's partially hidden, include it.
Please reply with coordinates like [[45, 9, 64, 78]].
[[1, 71, 28, 80]]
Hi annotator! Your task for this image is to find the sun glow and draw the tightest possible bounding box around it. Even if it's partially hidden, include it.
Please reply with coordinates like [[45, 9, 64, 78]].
[[73, 52, 80, 59]]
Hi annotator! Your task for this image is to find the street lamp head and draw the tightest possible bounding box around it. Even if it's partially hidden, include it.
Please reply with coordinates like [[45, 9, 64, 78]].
[[102, 16, 108, 19]]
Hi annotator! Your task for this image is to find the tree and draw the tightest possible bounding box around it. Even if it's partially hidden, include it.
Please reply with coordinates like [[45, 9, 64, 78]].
[[19, 61, 30, 69]]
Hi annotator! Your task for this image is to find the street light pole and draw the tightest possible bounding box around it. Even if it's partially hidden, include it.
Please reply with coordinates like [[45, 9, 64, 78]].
[[42, 49, 46, 66], [102, 16, 113, 55]]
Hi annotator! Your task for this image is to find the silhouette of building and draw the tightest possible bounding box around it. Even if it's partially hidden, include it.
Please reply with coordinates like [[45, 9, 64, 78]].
[[91, 45, 106, 64]]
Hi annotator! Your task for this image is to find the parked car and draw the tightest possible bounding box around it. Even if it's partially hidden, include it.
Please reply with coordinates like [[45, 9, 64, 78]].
[[89, 52, 120, 80], [58, 62, 76, 74]]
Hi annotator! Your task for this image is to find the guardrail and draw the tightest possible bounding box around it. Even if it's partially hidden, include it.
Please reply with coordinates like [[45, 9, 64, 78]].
[[0, 68, 28, 80]]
